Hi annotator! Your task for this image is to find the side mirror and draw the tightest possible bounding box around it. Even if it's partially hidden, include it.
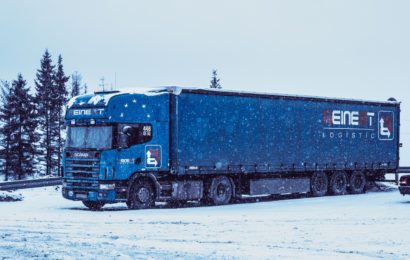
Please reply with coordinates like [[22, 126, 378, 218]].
[[122, 126, 133, 136], [121, 125, 140, 147], [120, 126, 133, 148]]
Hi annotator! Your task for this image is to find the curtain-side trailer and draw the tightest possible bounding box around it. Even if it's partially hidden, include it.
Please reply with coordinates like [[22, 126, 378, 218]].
[[62, 87, 400, 210]]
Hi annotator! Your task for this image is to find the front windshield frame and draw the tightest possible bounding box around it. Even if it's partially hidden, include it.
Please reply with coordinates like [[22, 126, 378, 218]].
[[66, 125, 113, 150]]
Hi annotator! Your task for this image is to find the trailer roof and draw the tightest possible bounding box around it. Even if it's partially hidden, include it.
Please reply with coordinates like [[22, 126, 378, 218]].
[[125, 86, 399, 106], [68, 86, 399, 108], [177, 87, 400, 106]]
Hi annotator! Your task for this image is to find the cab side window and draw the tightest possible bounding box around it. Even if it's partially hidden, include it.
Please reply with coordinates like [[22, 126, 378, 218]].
[[118, 124, 152, 148]]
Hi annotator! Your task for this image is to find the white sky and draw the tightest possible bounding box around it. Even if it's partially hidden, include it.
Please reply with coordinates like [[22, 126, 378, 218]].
[[1, 0, 410, 161]]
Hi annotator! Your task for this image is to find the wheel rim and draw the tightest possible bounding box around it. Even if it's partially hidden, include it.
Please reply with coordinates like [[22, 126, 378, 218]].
[[335, 175, 345, 191], [315, 176, 326, 192], [137, 187, 150, 203], [217, 183, 226, 198], [353, 174, 364, 189]]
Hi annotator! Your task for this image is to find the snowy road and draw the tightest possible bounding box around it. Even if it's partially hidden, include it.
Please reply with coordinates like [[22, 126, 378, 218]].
[[0, 186, 409, 260]]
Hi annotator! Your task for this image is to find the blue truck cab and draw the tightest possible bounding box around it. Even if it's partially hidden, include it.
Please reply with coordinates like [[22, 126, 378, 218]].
[[62, 87, 400, 210], [62, 88, 172, 209]]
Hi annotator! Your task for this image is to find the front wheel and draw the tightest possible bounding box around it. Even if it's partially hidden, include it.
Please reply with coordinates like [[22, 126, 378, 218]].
[[127, 180, 155, 210], [82, 201, 105, 211]]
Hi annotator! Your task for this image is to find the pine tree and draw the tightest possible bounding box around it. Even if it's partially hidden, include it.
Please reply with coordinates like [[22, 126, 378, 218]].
[[35, 50, 55, 176], [9, 75, 38, 180], [210, 70, 221, 89], [83, 83, 88, 94], [0, 81, 13, 181], [71, 71, 82, 97], [52, 55, 69, 176], [0, 75, 38, 180]]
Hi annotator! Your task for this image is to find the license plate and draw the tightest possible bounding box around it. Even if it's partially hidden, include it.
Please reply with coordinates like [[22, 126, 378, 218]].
[[76, 193, 87, 199]]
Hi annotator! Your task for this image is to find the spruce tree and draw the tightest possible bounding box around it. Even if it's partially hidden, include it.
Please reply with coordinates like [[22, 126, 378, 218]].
[[35, 50, 55, 176], [0, 75, 38, 180], [83, 83, 88, 94], [0, 81, 13, 180], [71, 71, 82, 97], [210, 70, 221, 89], [52, 55, 69, 176], [9, 75, 38, 180]]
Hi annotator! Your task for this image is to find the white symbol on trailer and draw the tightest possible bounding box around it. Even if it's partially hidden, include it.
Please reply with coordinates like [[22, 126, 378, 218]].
[[146, 150, 158, 167], [145, 145, 162, 168], [378, 111, 394, 141], [379, 118, 391, 138]]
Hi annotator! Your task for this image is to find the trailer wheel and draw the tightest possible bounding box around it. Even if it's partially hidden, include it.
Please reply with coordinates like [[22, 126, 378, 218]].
[[82, 201, 105, 211], [311, 172, 328, 197], [127, 180, 155, 209], [208, 176, 233, 206], [329, 172, 347, 195], [349, 171, 366, 194]]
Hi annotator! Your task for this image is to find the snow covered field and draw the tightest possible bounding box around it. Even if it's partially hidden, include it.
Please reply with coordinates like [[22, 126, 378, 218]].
[[0, 186, 409, 260]]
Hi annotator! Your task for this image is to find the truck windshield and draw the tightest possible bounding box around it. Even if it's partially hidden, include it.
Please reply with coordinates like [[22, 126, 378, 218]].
[[66, 126, 112, 150]]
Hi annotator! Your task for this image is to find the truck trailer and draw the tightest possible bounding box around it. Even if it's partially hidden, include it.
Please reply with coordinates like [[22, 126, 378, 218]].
[[62, 87, 400, 210]]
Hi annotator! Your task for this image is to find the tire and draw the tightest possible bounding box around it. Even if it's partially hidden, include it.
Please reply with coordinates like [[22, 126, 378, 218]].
[[311, 172, 328, 197], [82, 201, 105, 211], [207, 176, 233, 206], [349, 171, 366, 194], [329, 171, 347, 195], [127, 180, 155, 209]]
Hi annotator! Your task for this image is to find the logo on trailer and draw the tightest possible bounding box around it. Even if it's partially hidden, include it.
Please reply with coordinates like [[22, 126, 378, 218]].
[[145, 145, 162, 168], [378, 111, 394, 140], [321, 109, 377, 140], [323, 110, 374, 127]]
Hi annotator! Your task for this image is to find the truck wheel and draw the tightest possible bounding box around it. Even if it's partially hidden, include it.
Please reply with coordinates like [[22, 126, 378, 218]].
[[329, 172, 347, 195], [311, 172, 328, 197], [208, 176, 233, 206], [127, 180, 155, 209], [82, 201, 105, 211], [349, 171, 366, 194]]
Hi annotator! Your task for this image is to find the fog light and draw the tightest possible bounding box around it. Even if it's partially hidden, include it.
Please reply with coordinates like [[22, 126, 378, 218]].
[[68, 191, 74, 197], [99, 184, 115, 190], [71, 119, 75, 125], [90, 119, 95, 125]]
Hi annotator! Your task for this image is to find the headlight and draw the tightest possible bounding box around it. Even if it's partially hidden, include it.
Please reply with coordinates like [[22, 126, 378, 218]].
[[99, 184, 115, 190]]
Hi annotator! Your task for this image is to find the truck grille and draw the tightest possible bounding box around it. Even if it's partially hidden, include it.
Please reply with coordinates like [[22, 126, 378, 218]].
[[64, 151, 100, 180]]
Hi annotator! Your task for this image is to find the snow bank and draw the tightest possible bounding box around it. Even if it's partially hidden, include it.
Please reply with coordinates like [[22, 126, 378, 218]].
[[1, 186, 410, 259], [0, 191, 23, 202]]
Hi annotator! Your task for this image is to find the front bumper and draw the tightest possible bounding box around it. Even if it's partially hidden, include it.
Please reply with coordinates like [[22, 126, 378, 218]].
[[62, 186, 117, 202], [399, 186, 410, 195]]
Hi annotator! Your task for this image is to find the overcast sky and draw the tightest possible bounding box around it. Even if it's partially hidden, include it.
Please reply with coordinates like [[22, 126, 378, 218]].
[[1, 0, 410, 161], [0, 0, 408, 98]]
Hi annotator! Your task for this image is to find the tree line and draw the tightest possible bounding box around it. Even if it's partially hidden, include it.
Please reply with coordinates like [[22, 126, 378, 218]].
[[0, 51, 221, 181], [0, 50, 87, 181]]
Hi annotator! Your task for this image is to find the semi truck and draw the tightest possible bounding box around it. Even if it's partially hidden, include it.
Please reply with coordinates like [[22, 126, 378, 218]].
[[62, 87, 401, 210]]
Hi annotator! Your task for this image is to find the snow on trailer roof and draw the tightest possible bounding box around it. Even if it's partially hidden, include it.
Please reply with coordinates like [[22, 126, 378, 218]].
[[66, 87, 172, 108], [176, 87, 400, 106], [67, 86, 399, 108]]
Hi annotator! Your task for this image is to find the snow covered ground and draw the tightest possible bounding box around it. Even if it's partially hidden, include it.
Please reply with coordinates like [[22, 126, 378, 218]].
[[0, 186, 409, 260]]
